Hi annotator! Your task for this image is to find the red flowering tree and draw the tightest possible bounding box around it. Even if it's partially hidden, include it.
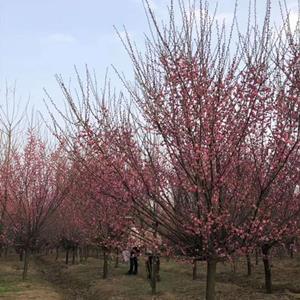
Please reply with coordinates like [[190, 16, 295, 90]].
[[55, 196, 85, 265], [115, 1, 300, 298], [5, 132, 71, 279], [68, 143, 132, 279], [47, 1, 300, 299], [0, 85, 25, 255], [242, 46, 300, 292]]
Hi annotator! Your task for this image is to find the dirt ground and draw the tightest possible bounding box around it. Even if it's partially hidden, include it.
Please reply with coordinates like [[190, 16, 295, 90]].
[[0, 252, 300, 299]]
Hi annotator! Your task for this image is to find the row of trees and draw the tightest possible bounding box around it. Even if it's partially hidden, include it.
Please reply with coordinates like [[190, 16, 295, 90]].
[[0, 1, 299, 299]]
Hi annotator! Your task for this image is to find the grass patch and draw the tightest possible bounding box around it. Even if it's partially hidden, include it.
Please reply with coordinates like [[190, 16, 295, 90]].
[[0, 284, 21, 294], [0, 254, 64, 299], [1, 253, 300, 299]]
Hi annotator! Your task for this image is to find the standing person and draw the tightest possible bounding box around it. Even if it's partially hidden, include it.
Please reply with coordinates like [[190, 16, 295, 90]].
[[127, 246, 139, 275]]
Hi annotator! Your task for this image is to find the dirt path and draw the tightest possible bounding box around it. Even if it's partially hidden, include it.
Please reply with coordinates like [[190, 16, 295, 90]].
[[34, 256, 90, 299]]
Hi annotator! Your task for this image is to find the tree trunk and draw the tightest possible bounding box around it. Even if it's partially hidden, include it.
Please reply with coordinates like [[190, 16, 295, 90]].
[[151, 254, 157, 294], [246, 254, 252, 276], [86, 246, 89, 260], [262, 246, 272, 294], [19, 250, 24, 262], [65, 249, 69, 265], [115, 249, 119, 268], [72, 247, 76, 264], [193, 259, 197, 280], [255, 248, 259, 265], [206, 259, 217, 300], [85, 246, 88, 261], [290, 244, 294, 259], [102, 250, 108, 279], [79, 247, 83, 263], [231, 256, 237, 273], [55, 246, 59, 261], [22, 249, 29, 280]]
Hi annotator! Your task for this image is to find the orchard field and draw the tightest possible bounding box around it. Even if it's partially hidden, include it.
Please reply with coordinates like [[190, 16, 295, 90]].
[[0, 0, 300, 299], [0, 251, 300, 299]]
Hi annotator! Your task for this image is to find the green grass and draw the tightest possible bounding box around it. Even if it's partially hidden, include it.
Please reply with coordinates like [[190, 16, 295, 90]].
[[0, 257, 23, 295], [0, 254, 63, 299], [0, 284, 21, 294]]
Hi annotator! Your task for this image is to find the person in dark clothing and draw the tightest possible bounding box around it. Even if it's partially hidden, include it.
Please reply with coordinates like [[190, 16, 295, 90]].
[[127, 246, 139, 275]]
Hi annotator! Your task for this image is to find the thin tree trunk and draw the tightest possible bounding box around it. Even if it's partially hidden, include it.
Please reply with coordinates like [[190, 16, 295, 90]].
[[65, 249, 69, 265], [206, 259, 217, 300], [115, 249, 119, 268], [151, 254, 157, 294], [262, 246, 272, 294], [72, 247, 76, 264], [85, 246, 88, 261], [22, 249, 29, 280], [86, 246, 89, 260], [290, 244, 294, 259], [19, 250, 24, 262], [246, 254, 252, 276], [102, 250, 108, 279], [255, 248, 259, 265], [79, 247, 83, 263], [231, 256, 237, 273], [193, 259, 197, 280], [55, 246, 59, 261]]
